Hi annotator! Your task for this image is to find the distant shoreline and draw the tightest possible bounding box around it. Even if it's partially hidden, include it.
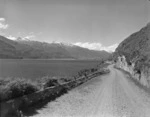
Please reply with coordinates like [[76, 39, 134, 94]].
[[0, 58, 102, 61]]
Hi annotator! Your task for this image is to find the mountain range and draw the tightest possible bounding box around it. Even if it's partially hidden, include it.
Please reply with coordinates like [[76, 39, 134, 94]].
[[0, 36, 110, 60]]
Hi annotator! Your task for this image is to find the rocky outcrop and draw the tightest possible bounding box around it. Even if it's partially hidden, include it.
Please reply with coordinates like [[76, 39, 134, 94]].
[[114, 23, 150, 88], [115, 56, 150, 87]]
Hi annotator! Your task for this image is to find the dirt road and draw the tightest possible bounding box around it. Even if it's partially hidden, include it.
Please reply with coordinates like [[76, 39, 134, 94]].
[[32, 65, 150, 117]]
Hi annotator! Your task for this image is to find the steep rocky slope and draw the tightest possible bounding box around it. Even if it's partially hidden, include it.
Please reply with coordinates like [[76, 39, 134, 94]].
[[114, 23, 150, 87], [115, 23, 150, 62]]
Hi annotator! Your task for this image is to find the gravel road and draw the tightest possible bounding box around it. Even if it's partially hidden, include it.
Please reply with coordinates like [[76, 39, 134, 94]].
[[32, 65, 150, 117]]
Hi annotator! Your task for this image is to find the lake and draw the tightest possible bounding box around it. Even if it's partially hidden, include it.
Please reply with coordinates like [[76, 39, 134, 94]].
[[0, 59, 100, 80]]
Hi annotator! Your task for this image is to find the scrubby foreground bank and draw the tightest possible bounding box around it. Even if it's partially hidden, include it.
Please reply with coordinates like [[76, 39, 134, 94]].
[[0, 64, 110, 117]]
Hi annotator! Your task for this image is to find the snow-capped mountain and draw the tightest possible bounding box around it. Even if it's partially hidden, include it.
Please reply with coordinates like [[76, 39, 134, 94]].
[[0, 36, 111, 59]]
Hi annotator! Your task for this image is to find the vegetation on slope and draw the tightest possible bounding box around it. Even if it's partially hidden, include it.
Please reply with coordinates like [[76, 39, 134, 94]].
[[114, 23, 150, 72], [0, 78, 39, 102]]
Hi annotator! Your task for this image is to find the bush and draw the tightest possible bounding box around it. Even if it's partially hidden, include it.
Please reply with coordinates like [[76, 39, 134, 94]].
[[40, 77, 60, 89], [134, 55, 149, 72], [0, 78, 39, 102], [0, 65, 102, 102], [77, 67, 98, 78], [58, 77, 72, 83], [0, 77, 11, 86], [90, 68, 98, 73]]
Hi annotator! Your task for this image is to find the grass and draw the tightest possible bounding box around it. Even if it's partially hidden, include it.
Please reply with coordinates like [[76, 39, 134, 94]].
[[0, 78, 39, 102], [0, 62, 110, 117], [0, 63, 106, 102]]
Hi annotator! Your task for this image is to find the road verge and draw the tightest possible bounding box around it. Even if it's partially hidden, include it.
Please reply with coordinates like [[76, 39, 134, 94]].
[[0, 68, 110, 117]]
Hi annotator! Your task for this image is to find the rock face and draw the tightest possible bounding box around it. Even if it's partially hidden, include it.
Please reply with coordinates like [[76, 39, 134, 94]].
[[114, 23, 150, 88], [115, 55, 149, 87]]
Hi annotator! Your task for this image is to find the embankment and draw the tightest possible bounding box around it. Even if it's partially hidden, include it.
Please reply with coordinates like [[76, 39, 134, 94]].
[[0, 68, 110, 117]]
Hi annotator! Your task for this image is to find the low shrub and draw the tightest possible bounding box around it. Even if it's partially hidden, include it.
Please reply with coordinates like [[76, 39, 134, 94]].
[[77, 67, 98, 78], [0, 77, 11, 86], [0, 78, 39, 102], [0, 64, 105, 102], [58, 77, 72, 83], [40, 77, 60, 89]]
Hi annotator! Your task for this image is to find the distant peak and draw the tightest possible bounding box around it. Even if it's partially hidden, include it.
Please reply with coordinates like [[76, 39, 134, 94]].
[[51, 41, 74, 47], [16, 37, 22, 41], [62, 42, 74, 47], [16, 37, 31, 41]]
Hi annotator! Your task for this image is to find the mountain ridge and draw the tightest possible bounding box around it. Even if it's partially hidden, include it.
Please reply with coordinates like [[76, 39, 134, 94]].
[[0, 35, 110, 60]]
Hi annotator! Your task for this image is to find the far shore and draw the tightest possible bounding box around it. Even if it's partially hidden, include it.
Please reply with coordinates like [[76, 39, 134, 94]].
[[0, 58, 102, 61]]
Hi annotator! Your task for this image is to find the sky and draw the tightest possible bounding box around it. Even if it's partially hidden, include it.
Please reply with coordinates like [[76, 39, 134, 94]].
[[0, 0, 150, 52]]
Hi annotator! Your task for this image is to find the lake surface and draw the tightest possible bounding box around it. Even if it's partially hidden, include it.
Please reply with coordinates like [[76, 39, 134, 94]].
[[0, 59, 100, 80]]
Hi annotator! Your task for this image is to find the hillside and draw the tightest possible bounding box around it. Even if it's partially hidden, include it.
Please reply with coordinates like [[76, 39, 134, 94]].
[[115, 23, 150, 69], [115, 23, 150, 62], [64, 45, 110, 59], [114, 23, 150, 87], [0, 36, 110, 60], [0, 36, 24, 58]]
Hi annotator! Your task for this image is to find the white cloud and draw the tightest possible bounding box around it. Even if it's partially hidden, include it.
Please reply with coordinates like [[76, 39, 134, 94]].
[[0, 23, 8, 29], [0, 18, 5, 21], [74, 42, 118, 52], [104, 43, 119, 52], [7, 35, 17, 40], [23, 35, 35, 39], [6, 33, 35, 41], [0, 18, 9, 30]]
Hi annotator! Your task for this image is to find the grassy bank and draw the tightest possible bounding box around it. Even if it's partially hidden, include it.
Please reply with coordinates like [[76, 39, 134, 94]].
[[0, 64, 107, 102], [0, 63, 110, 117]]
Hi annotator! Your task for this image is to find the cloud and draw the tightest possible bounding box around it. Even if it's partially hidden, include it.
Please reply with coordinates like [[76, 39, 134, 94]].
[[74, 42, 118, 52], [23, 35, 35, 39], [104, 43, 119, 52], [7, 35, 17, 40], [0, 18, 9, 30], [7, 33, 35, 41], [0, 23, 8, 29], [0, 18, 5, 21]]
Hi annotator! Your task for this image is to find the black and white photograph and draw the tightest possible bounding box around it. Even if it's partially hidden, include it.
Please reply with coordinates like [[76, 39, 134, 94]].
[[0, 0, 150, 117]]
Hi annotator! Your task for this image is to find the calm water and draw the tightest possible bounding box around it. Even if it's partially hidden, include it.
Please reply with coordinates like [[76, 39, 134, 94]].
[[0, 59, 100, 80]]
